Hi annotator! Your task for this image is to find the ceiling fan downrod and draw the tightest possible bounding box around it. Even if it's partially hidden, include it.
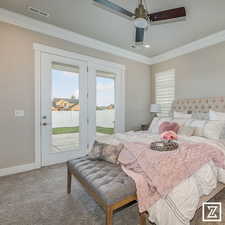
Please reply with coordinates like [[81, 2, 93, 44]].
[[135, 0, 147, 19]]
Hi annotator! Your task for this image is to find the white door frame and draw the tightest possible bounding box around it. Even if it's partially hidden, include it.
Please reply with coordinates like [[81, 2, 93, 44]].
[[34, 43, 126, 167], [87, 62, 125, 147], [40, 53, 88, 166]]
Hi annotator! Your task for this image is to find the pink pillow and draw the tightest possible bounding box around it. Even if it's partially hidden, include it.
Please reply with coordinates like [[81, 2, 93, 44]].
[[159, 122, 180, 134]]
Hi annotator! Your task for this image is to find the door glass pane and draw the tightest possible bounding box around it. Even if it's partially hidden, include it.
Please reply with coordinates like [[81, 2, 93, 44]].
[[96, 71, 115, 137], [51, 63, 80, 153]]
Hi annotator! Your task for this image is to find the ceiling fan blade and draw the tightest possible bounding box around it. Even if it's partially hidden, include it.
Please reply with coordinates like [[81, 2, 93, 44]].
[[93, 0, 134, 19], [135, 27, 145, 44], [148, 7, 186, 24]]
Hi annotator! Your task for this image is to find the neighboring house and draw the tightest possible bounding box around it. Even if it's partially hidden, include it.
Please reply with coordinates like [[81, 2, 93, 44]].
[[106, 104, 114, 110], [52, 98, 79, 111], [70, 104, 80, 111], [52, 98, 113, 111], [52, 106, 58, 111]]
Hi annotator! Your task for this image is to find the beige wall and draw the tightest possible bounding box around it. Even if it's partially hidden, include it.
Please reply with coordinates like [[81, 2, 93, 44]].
[[151, 41, 225, 101], [0, 22, 151, 169]]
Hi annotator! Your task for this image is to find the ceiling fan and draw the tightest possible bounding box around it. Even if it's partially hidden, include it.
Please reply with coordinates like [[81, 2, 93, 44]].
[[93, 0, 186, 48]]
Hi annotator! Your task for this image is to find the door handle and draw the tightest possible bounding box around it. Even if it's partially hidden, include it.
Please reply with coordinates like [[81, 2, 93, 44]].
[[42, 122, 48, 126]]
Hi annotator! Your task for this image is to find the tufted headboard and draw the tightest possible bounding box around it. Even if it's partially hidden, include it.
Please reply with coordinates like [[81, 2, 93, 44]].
[[172, 97, 225, 114]]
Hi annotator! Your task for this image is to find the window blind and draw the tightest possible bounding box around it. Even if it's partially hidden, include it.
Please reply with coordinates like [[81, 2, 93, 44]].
[[155, 69, 175, 117]]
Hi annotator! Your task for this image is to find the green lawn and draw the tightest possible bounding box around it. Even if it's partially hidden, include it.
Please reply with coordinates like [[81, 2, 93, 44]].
[[52, 126, 113, 135]]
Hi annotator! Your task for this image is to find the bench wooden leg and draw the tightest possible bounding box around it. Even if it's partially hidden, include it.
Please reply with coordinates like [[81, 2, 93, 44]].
[[67, 167, 72, 194], [139, 212, 147, 225], [106, 206, 113, 225]]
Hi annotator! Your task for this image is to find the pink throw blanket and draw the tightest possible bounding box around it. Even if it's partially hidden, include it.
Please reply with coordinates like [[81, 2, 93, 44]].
[[118, 142, 225, 213]]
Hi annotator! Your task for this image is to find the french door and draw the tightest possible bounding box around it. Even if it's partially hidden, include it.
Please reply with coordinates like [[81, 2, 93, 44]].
[[87, 64, 125, 147], [38, 47, 125, 167], [41, 53, 88, 166]]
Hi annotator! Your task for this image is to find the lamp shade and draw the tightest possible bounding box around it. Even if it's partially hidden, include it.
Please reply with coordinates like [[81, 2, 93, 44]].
[[150, 104, 161, 113]]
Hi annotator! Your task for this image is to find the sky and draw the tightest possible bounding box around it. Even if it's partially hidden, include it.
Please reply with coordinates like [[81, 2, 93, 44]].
[[52, 69, 115, 106]]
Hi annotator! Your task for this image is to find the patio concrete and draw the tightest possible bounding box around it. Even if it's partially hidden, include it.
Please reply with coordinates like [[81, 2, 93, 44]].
[[51, 132, 107, 153]]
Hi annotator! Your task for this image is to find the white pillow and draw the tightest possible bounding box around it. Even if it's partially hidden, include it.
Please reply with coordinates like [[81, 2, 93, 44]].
[[204, 121, 225, 139], [192, 112, 209, 120], [148, 117, 172, 134], [148, 117, 159, 134], [188, 119, 207, 128], [174, 111, 192, 119], [172, 118, 192, 127], [188, 119, 225, 140], [178, 126, 195, 136], [188, 119, 207, 137], [209, 110, 225, 121]]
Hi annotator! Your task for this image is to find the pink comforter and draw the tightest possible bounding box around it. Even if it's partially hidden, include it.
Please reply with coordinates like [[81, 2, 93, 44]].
[[118, 142, 225, 212]]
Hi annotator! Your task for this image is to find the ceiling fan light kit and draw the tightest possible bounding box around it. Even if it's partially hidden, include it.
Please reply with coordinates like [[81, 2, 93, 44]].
[[134, 18, 148, 29], [93, 0, 186, 48]]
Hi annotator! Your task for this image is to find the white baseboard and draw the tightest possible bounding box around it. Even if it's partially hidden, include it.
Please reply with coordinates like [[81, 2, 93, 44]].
[[0, 163, 40, 177]]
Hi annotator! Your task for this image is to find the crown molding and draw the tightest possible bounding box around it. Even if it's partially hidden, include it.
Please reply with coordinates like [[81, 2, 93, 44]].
[[0, 8, 152, 65], [150, 29, 225, 65], [1, 8, 225, 66], [33, 43, 126, 71]]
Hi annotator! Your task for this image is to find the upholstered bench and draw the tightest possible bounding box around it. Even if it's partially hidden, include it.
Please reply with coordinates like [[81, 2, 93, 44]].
[[67, 157, 147, 225]]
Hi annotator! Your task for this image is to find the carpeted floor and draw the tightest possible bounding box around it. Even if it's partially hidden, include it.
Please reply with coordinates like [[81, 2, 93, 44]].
[[0, 164, 225, 225]]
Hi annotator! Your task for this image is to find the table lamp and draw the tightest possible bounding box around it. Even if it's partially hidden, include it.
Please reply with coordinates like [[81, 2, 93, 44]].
[[150, 104, 161, 117]]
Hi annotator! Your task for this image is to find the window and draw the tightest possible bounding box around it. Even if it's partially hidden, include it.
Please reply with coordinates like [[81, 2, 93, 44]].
[[155, 69, 175, 117], [96, 72, 115, 135]]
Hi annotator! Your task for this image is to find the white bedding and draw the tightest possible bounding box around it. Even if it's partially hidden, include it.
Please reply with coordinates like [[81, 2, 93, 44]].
[[96, 132, 225, 225]]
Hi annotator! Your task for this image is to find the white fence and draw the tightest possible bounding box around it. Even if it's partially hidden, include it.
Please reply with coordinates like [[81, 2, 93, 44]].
[[52, 110, 114, 128]]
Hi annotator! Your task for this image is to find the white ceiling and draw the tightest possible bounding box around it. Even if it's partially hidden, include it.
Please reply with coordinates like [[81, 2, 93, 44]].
[[1, 0, 225, 57]]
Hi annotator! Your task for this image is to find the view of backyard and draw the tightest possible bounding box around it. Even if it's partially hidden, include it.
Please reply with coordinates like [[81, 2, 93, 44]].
[[51, 68, 115, 153], [52, 126, 114, 135]]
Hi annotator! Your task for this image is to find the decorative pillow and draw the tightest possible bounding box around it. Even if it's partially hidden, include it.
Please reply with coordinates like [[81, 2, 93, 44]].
[[159, 122, 179, 134], [88, 141, 124, 164], [148, 117, 172, 134], [194, 127, 205, 137], [209, 110, 225, 121], [188, 119, 206, 136], [178, 126, 195, 136], [188, 119, 208, 136], [188, 119, 207, 129], [188, 120, 225, 140], [101, 143, 124, 164], [204, 121, 225, 140], [88, 141, 103, 159], [220, 128, 225, 139], [208, 110, 225, 139], [174, 111, 192, 119]]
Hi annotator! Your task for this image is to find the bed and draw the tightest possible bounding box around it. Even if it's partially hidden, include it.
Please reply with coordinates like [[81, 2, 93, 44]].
[[67, 96, 225, 225]]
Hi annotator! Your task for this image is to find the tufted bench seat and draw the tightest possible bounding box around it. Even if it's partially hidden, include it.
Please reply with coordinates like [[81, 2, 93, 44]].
[[67, 157, 146, 225]]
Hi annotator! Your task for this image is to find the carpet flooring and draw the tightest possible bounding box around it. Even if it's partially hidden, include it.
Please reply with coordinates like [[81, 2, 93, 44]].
[[0, 164, 225, 225]]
